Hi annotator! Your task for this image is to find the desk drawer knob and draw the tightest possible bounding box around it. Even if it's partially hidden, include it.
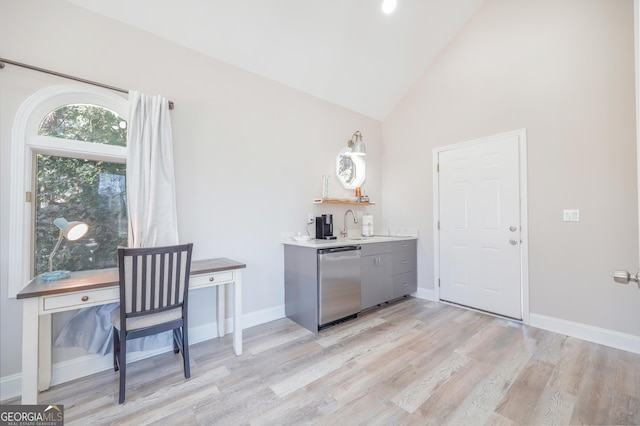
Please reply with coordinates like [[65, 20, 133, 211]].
[[81, 296, 89, 302], [209, 277, 215, 282]]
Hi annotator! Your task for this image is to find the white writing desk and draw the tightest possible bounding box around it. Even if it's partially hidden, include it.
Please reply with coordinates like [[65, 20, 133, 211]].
[[17, 257, 245, 405]]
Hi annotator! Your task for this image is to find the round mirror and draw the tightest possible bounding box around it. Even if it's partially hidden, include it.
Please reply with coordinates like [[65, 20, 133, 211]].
[[336, 150, 366, 189]]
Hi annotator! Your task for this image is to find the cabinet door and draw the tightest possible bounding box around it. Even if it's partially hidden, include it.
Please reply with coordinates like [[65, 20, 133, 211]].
[[378, 253, 393, 303], [361, 253, 392, 309]]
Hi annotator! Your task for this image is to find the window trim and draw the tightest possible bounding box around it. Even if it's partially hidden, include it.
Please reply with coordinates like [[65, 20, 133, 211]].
[[8, 84, 128, 298]]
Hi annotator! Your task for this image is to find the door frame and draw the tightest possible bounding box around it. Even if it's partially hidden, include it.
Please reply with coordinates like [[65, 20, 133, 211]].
[[635, 0, 639, 266], [432, 128, 530, 324]]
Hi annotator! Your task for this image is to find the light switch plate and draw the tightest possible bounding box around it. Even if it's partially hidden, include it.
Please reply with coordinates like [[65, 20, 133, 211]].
[[563, 209, 580, 222]]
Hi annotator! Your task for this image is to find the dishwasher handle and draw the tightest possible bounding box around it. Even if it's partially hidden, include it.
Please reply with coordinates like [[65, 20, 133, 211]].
[[318, 246, 361, 254]]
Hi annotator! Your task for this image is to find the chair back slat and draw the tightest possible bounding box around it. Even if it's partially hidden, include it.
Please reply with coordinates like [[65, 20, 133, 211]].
[[158, 252, 165, 308], [118, 244, 193, 319]]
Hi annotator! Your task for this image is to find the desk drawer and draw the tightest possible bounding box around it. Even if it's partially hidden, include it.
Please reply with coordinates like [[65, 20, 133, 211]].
[[43, 287, 119, 312], [190, 271, 234, 288]]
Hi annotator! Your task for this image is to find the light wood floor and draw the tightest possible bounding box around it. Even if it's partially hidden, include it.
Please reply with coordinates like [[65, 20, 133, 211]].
[[7, 297, 640, 425]]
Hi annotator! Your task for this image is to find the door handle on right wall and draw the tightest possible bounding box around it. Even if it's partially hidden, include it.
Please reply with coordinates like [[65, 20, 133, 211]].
[[509, 239, 518, 245], [612, 270, 640, 289]]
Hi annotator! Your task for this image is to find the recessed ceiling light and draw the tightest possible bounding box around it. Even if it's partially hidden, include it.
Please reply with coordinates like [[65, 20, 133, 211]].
[[382, 0, 397, 14]]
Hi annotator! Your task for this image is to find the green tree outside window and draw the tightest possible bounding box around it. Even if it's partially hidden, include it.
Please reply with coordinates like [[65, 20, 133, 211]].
[[34, 104, 128, 275]]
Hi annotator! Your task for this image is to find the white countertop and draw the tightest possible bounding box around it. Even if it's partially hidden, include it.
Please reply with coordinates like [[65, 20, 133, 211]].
[[282, 234, 417, 248]]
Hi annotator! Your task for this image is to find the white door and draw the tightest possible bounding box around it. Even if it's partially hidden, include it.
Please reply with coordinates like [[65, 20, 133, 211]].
[[438, 133, 522, 319]]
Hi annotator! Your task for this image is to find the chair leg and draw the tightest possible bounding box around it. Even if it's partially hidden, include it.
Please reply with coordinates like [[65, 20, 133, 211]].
[[118, 332, 126, 404], [182, 326, 191, 379], [113, 328, 120, 372], [173, 329, 180, 354]]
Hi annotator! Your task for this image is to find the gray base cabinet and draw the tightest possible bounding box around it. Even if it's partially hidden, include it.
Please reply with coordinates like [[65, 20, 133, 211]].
[[284, 245, 320, 333], [393, 270, 417, 299], [361, 240, 417, 310], [284, 239, 417, 332]]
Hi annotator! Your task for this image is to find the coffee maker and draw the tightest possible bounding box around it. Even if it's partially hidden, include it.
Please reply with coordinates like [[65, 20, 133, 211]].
[[316, 214, 336, 240]]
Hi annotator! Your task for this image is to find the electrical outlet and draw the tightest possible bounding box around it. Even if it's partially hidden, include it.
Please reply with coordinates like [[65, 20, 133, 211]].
[[307, 213, 314, 224], [563, 209, 580, 222]]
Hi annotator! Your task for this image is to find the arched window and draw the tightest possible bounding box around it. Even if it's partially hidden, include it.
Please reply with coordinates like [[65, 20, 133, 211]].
[[34, 104, 128, 275], [8, 85, 128, 297]]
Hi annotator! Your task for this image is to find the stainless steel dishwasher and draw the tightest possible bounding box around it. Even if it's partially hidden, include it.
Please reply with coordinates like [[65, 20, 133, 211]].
[[317, 245, 362, 328]]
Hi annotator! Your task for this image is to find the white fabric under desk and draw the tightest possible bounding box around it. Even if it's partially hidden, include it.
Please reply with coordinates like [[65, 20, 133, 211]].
[[54, 304, 172, 355]]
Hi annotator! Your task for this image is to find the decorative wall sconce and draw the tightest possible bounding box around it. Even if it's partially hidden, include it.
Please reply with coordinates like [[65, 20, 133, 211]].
[[42, 217, 89, 281], [337, 131, 367, 189], [347, 131, 366, 156]]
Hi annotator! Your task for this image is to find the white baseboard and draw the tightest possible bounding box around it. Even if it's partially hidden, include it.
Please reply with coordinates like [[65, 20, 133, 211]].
[[238, 303, 286, 330], [191, 303, 285, 343], [0, 373, 21, 403], [529, 313, 640, 354], [413, 287, 436, 301], [0, 304, 285, 402]]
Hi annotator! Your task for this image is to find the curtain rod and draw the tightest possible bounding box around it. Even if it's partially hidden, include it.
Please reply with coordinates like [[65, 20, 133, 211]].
[[0, 58, 174, 110]]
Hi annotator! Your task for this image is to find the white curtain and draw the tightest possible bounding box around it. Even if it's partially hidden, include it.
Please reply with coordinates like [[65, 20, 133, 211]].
[[126, 90, 179, 247], [55, 91, 178, 355]]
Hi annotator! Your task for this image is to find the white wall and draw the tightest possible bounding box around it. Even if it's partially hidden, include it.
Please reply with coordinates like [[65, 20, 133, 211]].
[[0, 0, 383, 394], [382, 0, 640, 340]]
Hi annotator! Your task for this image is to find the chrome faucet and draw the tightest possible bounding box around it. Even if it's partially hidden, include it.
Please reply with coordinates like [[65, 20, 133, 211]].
[[341, 209, 358, 237]]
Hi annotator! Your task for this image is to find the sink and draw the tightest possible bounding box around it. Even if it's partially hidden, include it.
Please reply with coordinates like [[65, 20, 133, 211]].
[[339, 235, 415, 243], [344, 236, 379, 242]]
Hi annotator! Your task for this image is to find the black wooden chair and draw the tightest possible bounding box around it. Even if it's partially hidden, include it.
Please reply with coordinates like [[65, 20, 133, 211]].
[[112, 243, 193, 404]]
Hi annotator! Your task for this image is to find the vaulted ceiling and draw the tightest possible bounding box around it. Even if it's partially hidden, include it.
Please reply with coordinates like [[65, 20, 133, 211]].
[[65, 0, 485, 120]]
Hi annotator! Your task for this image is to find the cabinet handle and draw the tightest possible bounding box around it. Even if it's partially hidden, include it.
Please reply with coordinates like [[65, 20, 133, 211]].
[[209, 277, 215, 282], [402, 260, 409, 264], [81, 296, 89, 302]]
